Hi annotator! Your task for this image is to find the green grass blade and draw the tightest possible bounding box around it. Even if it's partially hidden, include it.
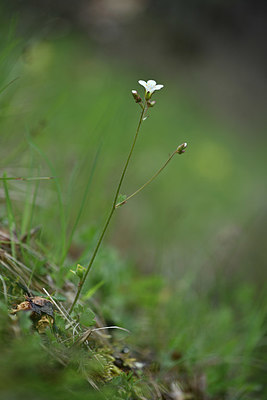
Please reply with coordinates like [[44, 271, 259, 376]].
[[0, 77, 19, 96], [82, 280, 105, 301], [61, 143, 102, 264], [2, 172, 17, 258], [27, 136, 67, 266]]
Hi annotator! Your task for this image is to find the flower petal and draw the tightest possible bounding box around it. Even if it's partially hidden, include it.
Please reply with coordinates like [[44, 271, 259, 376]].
[[154, 84, 164, 91], [146, 81, 157, 92], [138, 80, 147, 89], [147, 80, 156, 86]]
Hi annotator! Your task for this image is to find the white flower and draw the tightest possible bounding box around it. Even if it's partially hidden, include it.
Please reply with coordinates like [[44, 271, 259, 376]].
[[138, 79, 164, 94]]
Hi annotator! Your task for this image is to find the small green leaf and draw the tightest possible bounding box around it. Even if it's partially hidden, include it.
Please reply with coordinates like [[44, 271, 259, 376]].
[[18, 312, 32, 333], [79, 308, 95, 327], [51, 294, 67, 302], [82, 280, 105, 300], [116, 194, 127, 207]]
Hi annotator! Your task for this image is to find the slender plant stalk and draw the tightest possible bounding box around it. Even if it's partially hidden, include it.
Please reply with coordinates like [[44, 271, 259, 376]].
[[60, 145, 101, 265], [69, 106, 146, 313], [2, 173, 17, 259], [0, 76, 19, 95], [29, 138, 66, 266], [116, 148, 178, 207], [0, 176, 53, 181]]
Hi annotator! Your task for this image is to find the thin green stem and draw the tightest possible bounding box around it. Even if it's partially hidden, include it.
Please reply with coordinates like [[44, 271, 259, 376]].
[[2, 173, 17, 259], [60, 144, 101, 265], [0, 77, 19, 95], [69, 106, 146, 314], [116, 149, 178, 208], [0, 176, 53, 181]]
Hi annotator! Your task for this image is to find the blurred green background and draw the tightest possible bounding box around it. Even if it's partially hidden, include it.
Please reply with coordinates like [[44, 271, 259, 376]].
[[1, 1, 266, 283], [0, 1, 267, 398]]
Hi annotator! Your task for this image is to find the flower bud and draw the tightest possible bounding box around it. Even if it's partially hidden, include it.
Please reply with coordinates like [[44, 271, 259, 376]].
[[145, 91, 152, 100], [176, 143, 188, 154], [76, 264, 86, 280], [147, 100, 156, 107], [131, 90, 142, 103]]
